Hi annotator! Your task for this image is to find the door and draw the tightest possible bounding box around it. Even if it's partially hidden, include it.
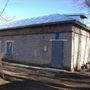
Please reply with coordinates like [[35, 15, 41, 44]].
[[52, 41, 63, 68]]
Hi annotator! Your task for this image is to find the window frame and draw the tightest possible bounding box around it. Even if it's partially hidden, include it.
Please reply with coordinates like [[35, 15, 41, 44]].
[[5, 40, 14, 55]]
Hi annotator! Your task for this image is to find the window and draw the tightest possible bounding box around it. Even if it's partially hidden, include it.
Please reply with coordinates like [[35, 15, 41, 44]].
[[5, 40, 14, 55], [55, 32, 59, 39]]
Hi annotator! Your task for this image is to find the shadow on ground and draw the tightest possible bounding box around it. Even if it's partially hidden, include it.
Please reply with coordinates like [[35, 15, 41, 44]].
[[0, 77, 90, 90], [0, 78, 59, 90]]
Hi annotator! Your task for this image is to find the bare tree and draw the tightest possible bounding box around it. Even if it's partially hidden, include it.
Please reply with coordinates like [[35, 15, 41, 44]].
[[0, 0, 10, 78], [0, 0, 9, 16], [0, 0, 10, 23], [73, 0, 90, 25], [85, 0, 90, 7], [74, 0, 90, 8]]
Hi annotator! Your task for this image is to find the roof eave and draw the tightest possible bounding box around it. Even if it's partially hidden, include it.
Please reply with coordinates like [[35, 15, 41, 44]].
[[0, 20, 89, 32]]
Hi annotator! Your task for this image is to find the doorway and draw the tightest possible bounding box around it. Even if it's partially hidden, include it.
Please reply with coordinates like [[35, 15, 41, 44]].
[[52, 41, 64, 68]]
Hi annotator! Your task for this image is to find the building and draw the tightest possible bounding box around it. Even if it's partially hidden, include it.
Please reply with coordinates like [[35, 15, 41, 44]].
[[0, 14, 90, 71]]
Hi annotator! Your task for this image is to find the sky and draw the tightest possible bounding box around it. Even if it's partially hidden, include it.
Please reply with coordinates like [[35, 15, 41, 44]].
[[0, 0, 90, 25]]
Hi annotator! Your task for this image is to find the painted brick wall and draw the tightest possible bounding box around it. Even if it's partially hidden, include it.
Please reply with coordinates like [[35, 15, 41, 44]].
[[0, 24, 72, 69]]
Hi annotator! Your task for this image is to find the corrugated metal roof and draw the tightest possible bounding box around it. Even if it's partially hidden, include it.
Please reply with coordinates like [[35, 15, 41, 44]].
[[0, 14, 86, 29]]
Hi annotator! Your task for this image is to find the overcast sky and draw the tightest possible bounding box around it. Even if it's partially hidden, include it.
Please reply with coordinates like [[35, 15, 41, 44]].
[[0, 0, 89, 25]]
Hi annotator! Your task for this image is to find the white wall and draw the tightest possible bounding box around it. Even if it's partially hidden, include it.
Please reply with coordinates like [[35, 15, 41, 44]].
[[71, 27, 90, 70]]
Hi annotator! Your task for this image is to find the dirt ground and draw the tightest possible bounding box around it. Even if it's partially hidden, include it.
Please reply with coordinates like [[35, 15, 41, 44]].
[[0, 75, 90, 90], [0, 62, 90, 90]]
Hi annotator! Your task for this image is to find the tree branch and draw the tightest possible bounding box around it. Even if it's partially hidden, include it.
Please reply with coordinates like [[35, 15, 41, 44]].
[[0, 0, 10, 17]]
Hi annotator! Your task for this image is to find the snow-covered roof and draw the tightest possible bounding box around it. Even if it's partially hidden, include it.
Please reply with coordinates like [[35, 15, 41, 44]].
[[0, 14, 86, 29]]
